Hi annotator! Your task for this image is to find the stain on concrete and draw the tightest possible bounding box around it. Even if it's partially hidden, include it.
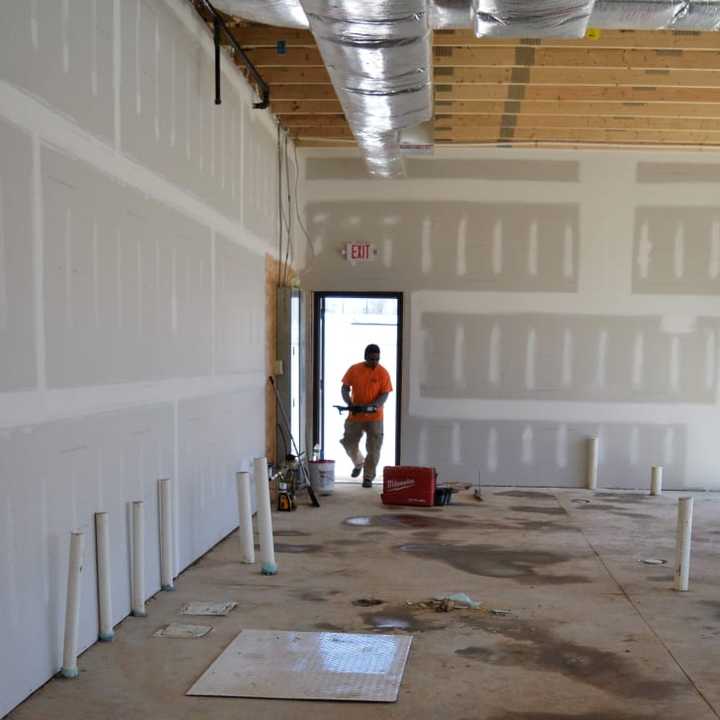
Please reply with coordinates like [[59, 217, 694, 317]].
[[360, 606, 447, 633], [314, 623, 347, 633], [398, 543, 589, 584], [352, 598, 384, 607], [486, 712, 652, 720], [574, 504, 653, 520], [333, 538, 372, 547], [360, 530, 389, 537], [510, 506, 567, 516], [513, 520, 578, 533], [594, 493, 649, 504], [646, 574, 674, 583], [496, 491, 555, 499], [295, 590, 330, 602], [273, 530, 311, 537], [344, 514, 472, 530], [701, 601, 720, 619], [273, 543, 323, 554], [456, 615, 682, 700]]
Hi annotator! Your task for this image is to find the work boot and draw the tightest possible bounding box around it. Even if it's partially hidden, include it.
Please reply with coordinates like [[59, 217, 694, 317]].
[[362, 478, 373, 488], [351, 465, 362, 478]]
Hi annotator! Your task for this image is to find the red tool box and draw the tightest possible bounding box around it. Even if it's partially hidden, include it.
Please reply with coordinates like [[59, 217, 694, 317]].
[[381, 466, 437, 507]]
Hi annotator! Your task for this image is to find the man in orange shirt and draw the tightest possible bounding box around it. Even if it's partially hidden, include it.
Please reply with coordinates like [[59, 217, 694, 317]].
[[340, 344, 393, 488]]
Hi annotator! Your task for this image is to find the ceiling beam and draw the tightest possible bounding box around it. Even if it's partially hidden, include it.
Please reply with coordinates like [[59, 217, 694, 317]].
[[272, 100, 344, 114], [435, 84, 720, 103], [434, 47, 720, 71], [434, 67, 720, 87], [434, 100, 720, 118], [254, 65, 720, 87], [435, 115, 720, 131], [434, 127, 720, 144]]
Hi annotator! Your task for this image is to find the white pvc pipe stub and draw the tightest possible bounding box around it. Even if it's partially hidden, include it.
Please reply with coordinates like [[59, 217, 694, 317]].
[[253, 457, 277, 576], [131, 501, 146, 617], [158, 479, 175, 591], [236, 471, 256, 564], [674, 496, 694, 592], [650, 465, 663, 496], [61, 531, 85, 678], [95, 513, 114, 642], [586, 436, 599, 490]]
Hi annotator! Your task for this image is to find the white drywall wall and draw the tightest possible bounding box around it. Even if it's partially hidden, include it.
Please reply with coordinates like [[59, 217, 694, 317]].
[[0, 1, 276, 714], [300, 147, 720, 491]]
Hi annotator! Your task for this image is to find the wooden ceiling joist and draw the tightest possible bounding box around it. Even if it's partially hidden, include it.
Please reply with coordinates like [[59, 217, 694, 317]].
[[223, 17, 720, 150]]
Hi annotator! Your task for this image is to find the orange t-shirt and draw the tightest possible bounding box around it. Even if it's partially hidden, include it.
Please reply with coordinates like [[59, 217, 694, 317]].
[[342, 362, 393, 422]]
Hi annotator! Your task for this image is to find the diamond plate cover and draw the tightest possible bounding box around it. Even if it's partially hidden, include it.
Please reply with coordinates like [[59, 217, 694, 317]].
[[187, 630, 412, 702]]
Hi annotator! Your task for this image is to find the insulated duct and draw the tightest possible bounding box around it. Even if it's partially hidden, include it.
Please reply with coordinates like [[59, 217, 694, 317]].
[[213, 0, 720, 30], [473, 0, 596, 36], [432, 0, 475, 26], [299, 0, 433, 177], [590, 0, 720, 29], [211, 0, 309, 28]]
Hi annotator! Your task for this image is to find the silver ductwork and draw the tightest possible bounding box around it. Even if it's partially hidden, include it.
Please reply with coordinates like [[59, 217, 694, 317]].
[[591, 0, 720, 29], [432, 0, 475, 26], [473, 0, 596, 36], [213, 0, 720, 30], [210, 0, 309, 28], [299, 0, 433, 177]]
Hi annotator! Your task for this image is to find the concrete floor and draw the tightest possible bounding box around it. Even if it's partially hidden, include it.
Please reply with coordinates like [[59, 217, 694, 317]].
[[10, 485, 720, 720]]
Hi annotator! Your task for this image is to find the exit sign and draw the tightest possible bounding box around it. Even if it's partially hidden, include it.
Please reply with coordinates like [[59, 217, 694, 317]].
[[344, 242, 377, 264]]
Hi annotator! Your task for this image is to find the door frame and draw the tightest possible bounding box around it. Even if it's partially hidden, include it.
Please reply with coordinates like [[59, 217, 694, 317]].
[[313, 291, 403, 465]]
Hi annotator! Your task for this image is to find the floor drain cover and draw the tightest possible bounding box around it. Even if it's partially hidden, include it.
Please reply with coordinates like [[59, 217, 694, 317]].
[[154, 623, 213, 639]]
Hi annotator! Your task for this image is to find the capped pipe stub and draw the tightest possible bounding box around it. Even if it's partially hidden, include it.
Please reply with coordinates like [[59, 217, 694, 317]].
[[161, 584, 176, 592], [261, 562, 279, 576], [131, 610, 147, 618], [98, 632, 115, 642], [60, 666, 79, 679]]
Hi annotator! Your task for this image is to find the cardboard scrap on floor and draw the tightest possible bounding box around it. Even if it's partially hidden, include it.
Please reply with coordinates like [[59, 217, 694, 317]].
[[187, 630, 412, 702]]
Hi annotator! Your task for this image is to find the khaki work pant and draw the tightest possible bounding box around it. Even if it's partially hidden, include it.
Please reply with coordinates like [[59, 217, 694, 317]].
[[340, 419, 384, 481]]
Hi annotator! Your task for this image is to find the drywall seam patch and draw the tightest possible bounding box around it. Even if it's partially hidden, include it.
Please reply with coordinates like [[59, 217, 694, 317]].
[[0, 82, 271, 259], [0, 373, 264, 430], [32, 134, 45, 391], [113, 0, 121, 151]]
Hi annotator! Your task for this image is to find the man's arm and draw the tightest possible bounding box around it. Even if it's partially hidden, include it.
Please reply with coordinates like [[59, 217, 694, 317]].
[[341, 384, 352, 406], [374, 392, 389, 407]]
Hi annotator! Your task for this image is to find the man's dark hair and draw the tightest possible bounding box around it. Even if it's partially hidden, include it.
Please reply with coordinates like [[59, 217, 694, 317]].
[[364, 344, 380, 358]]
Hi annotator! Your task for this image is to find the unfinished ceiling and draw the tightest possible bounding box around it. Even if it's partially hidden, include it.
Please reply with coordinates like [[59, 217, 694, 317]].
[[196, 0, 720, 153], [226, 24, 720, 150]]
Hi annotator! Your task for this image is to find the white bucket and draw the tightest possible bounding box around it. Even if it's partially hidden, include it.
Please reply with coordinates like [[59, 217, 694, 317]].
[[308, 460, 335, 496]]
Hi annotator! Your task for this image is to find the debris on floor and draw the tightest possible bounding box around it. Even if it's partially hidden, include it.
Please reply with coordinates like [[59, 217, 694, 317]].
[[641, 559, 667, 565], [437, 592, 481, 609], [154, 623, 213, 639], [181, 601, 237, 616], [406, 593, 483, 613], [490, 608, 512, 616], [352, 597, 385, 607]]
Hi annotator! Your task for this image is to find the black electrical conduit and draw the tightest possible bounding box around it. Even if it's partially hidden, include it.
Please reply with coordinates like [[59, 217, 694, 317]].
[[196, 0, 270, 110]]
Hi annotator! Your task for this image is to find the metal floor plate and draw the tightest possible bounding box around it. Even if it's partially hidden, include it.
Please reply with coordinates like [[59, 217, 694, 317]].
[[187, 630, 412, 702]]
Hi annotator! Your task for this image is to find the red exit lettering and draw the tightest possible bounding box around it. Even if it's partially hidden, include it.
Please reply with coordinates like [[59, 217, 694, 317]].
[[351, 244, 369, 260]]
